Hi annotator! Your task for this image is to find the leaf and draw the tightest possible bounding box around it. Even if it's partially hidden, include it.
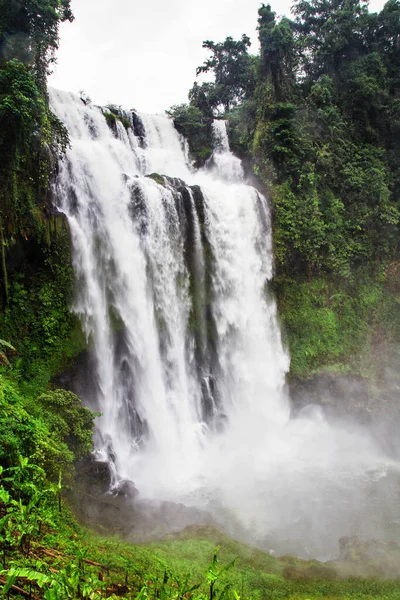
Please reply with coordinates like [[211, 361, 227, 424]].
[[0, 339, 16, 351], [216, 582, 232, 600], [18, 455, 29, 469], [2, 572, 17, 594], [135, 586, 149, 600], [206, 546, 237, 584], [0, 487, 10, 504], [0, 513, 11, 532]]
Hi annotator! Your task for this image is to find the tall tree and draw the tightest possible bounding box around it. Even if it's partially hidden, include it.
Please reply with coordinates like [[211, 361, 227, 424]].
[[196, 35, 256, 112], [258, 4, 297, 101], [293, 0, 370, 83], [0, 0, 73, 86]]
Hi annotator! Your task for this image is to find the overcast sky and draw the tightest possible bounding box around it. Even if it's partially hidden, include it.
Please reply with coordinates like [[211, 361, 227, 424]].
[[49, 0, 386, 114]]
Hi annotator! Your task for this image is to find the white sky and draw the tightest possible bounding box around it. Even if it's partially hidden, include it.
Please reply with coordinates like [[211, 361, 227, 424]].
[[49, 0, 386, 113]]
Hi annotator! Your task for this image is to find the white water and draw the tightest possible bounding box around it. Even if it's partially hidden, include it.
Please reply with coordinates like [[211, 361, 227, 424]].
[[51, 90, 400, 558]]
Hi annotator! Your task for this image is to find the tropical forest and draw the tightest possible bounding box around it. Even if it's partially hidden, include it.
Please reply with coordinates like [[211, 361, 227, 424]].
[[1, 0, 400, 598]]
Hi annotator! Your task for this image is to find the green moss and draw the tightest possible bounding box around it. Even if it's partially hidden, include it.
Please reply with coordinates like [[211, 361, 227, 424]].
[[103, 109, 131, 131], [0, 219, 86, 393], [147, 173, 165, 186], [274, 265, 400, 379]]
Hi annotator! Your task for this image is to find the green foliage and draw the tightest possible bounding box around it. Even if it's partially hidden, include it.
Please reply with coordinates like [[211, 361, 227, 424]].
[[195, 35, 257, 113], [258, 5, 297, 102], [168, 35, 258, 161], [0, 215, 86, 393], [103, 105, 131, 131], [0, 0, 73, 343], [0, 0, 74, 85], [172, 0, 400, 379], [225, 99, 257, 158], [0, 371, 95, 481], [251, 0, 400, 280], [275, 266, 400, 378], [167, 104, 213, 166], [2, 516, 400, 600], [205, 545, 237, 600], [0, 59, 45, 149], [38, 389, 97, 461], [273, 173, 326, 274]]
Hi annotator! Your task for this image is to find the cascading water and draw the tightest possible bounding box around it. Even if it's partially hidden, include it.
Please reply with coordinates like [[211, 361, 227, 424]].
[[51, 89, 400, 558]]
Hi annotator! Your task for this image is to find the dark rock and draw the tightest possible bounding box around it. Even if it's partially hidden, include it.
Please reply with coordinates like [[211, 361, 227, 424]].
[[131, 111, 146, 146], [75, 453, 113, 496], [111, 478, 139, 500], [122, 498, 215, 542], [52, 349, 100, 413], [72, 485, 215, 542], [333, 536, 400, 579], [289, 372, 371, 423], [289, 358, 400, 459]]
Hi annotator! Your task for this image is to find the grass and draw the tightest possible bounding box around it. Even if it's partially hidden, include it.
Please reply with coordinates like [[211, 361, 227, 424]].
[[3, 510, 400, 599]]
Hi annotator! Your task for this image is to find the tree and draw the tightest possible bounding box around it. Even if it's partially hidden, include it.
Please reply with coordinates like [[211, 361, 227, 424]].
[[0, 59, 45, 150], [166, 102, 213, 165], [0, 0, 73, 309], [258, 4, 297, 101], [0, 0, 74, 86], [293, 0, 370, 83], [189, 81, 217, 116], [195, 35, 256, 112]]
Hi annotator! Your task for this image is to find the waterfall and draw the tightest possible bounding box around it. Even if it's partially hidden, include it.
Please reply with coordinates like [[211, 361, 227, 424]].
[[50, 89, 400, 559]]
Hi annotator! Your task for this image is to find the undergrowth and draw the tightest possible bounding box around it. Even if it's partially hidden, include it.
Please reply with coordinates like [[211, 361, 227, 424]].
[[1, 343, 400, 599], [2, 509, 400, 599], [1, 450, 400, 600], [274, 264, 400, 379]]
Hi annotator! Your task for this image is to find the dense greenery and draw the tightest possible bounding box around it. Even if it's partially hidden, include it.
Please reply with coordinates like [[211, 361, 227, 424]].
[[253, 0, 400, 277], [2, 482, 400, 599], [274, 267, 400, 377], [0, 3, 100, 591], [0, 371, 94, 476], [166, 104, 214, 167], [0, 0, 400, 596], [0, 0, 82, 386], [172, 0, 400, 378]]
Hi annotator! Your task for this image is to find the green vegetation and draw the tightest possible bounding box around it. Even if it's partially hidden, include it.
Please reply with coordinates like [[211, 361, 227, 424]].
[[175, 0, 400, 379], [166, 104, 214, 167], [0, 370, 95, 478], [1, 0, 400, 597], [274, 265, 400, 377], [167, 35, 257, 165], [102, 105, 131, 132], [195, 36, 257, 114], [0, 0, 81, 390], [2, 492, 400, 600]]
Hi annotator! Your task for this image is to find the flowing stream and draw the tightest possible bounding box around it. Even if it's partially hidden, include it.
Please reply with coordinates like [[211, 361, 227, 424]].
[[50, 89, 400, 558]]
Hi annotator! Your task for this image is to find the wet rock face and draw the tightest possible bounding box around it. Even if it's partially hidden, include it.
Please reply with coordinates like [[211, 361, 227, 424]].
[[75, 454, 113, 497], [289, 373, 371, 422], [131, 111, 146, 145], [111, 479, 139, 500], [339, 536, 400, 560], [52, 349, 100, 412], [124, 499, 216, 542], [73, 454, 214, 541], [290, 366, 400, 422], [289, 364, 400, 462], [73, 488, 214, 542], [334, 536, 400, 579]]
